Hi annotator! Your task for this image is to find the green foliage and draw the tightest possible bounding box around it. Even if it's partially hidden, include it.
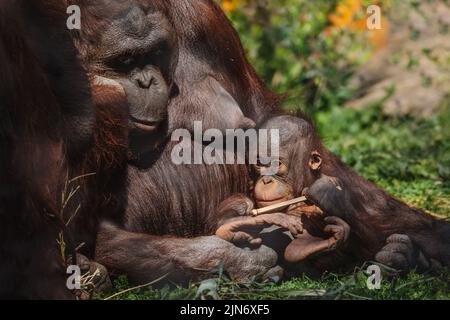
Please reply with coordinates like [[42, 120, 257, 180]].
[[270, 268, 450, 300], [227, 0, 370, 113], [99, 275, 197, 300]]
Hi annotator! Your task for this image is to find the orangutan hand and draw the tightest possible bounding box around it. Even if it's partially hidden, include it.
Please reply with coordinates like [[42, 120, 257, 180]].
[[216, 213, 303, 245], [285, 216, 350, 263]]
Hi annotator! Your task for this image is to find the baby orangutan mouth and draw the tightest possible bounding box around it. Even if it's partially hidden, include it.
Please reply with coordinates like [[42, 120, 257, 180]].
[[255, 196, 290, 207]]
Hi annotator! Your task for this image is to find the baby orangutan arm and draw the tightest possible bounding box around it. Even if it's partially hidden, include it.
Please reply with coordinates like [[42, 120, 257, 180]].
[[216, 213, 304, 245], [283, 174, 351, 263], [215, 194, 303, 246], [284, 216, 350, 263]]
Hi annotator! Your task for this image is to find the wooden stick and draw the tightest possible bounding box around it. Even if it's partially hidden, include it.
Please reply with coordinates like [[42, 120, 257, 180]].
[[251, 196, 307, 216]]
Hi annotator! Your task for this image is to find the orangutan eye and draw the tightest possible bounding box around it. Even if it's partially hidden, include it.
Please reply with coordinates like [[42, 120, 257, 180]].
[[119, 56, 135, 67], [277, 162, 288, 175], [270, 159, 287, 176]]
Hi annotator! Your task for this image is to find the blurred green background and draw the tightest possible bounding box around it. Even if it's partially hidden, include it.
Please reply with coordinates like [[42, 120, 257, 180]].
[[223, 0, 385, 112]]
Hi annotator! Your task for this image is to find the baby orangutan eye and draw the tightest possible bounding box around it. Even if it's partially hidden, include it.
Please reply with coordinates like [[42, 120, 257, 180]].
[[276, 160, 288, 175], [254, 158, 288, 176], [267, 159, 287, 176]]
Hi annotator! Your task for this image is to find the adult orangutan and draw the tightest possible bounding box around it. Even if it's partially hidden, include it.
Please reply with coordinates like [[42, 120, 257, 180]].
[[66, 0, 179, 258], [66, 0, 286, 285]]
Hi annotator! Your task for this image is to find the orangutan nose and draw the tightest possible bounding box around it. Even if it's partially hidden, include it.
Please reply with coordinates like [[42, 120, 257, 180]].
[[262, 176, 273, 184]]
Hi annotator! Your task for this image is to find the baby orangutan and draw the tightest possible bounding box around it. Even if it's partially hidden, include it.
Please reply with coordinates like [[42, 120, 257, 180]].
[[217, 115, 450, 274], [215, 116, 350, 263]]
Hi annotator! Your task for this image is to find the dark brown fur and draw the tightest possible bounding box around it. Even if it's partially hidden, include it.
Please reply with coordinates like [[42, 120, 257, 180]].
[[0, 0, 129, 298], [0, 0, 91, 299]]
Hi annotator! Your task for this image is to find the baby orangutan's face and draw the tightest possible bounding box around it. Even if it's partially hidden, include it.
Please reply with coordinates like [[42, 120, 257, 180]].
[[253, 157, 294, 208], [252, 151, 323, 209]]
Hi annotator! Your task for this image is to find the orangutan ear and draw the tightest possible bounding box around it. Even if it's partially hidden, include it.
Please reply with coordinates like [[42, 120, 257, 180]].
[[309, 151, 322, 171]]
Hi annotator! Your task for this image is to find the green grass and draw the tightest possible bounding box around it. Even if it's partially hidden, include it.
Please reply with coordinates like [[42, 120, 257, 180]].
[[103, 267, 450, 300], [101, 105, 450, 300]]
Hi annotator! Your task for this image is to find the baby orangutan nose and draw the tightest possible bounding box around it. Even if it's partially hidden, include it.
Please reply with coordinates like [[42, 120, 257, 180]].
[[262, 176, 273, 184]]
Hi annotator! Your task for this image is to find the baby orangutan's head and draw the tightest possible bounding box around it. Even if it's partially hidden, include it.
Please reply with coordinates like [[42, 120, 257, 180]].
[[253, 116, 323, 209]]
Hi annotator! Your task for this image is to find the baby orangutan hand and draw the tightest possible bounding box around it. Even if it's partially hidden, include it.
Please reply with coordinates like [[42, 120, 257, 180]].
[[284, 216, 350, 263], [216, 213, 304, 246]]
